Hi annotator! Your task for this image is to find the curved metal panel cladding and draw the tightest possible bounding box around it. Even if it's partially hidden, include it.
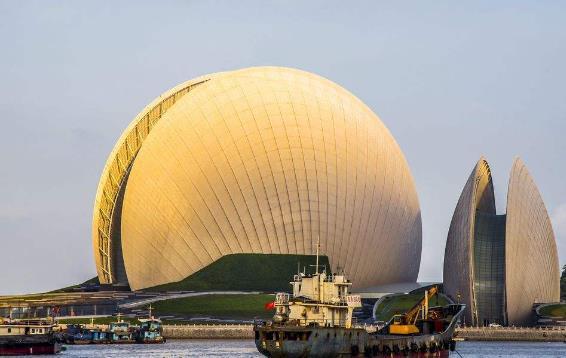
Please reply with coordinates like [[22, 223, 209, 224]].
[[505, 158, 559, 325], [116, 67, 422, 290], [91, 75, 211, 284], [443, 159, 495, 324]]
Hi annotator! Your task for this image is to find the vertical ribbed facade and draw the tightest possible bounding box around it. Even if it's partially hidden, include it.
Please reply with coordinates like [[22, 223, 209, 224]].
[[505, 158, 560, 325], [444, 157, 559, 326], [443, 158, 495, 325], [92, 67, 422, 291]]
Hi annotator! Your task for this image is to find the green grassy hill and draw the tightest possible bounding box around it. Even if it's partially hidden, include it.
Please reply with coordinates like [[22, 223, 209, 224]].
[[49, 276, 100, 293], [538, 303, 566, 318], [57, 293, 275, 323], [153, 293, 274, 320], [146, 253, 330, 293]]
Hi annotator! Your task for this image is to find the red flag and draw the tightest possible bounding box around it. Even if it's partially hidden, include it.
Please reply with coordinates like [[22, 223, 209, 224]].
[[264, 301, 275, 310]]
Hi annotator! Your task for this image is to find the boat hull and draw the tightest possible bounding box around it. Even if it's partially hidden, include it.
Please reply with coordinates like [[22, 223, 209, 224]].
[[254, 326, 453, 357], [0, 342, 62, 356]]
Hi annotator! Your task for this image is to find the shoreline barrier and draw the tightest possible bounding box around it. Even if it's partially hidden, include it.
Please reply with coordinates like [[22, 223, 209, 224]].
[[163, 324, 254, 339], [161, 324, 566, 341], [455, 326, 566, 342]]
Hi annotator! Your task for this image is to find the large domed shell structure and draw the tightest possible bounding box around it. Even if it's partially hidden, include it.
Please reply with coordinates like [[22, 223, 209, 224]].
[[92, 67, 422, 291]]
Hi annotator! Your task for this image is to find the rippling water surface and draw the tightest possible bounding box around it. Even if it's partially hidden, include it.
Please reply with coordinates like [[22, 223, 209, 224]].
[[60, 340, 566, 357]]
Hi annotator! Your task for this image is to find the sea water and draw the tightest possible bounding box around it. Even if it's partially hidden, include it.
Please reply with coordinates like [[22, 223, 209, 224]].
[[59, 340, 566, 357]]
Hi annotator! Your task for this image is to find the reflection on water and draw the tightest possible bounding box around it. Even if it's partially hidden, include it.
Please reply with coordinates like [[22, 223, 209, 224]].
[[456, 341, 566, 357], [60, 339, 566, 357], [62, 339, 260, 357]]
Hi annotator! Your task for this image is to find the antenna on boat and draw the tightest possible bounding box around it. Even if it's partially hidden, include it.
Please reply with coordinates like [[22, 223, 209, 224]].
[[148, 304, 153, 319], [315, 235, 320, 275]]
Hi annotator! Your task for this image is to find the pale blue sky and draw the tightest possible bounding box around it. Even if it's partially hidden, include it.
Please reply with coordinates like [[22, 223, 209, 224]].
[[1, 1, 565, 294]]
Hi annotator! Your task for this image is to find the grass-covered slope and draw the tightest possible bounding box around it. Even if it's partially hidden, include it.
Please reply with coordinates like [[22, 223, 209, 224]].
[[146, 253, 330, 293], [49, 276, 100, 293], [538, 303, 566, 318], [152, 294, 274, 320], [57, 294, 275, 323]]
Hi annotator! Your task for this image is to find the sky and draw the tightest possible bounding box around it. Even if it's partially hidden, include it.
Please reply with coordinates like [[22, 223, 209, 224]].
[[0, 1, 565, 295]]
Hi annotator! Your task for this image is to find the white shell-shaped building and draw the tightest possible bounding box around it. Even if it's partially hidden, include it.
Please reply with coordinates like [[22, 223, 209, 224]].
[[92, 67, 422, 291], [443, 157, 559, 326]]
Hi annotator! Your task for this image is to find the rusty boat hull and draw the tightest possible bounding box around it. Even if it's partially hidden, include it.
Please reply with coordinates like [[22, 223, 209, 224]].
[[254, 304, 464, 357]]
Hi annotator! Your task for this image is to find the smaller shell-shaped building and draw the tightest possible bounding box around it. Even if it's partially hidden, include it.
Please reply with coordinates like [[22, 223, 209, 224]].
[[443, 157, 559, 326], [506, 158, 560, 325]]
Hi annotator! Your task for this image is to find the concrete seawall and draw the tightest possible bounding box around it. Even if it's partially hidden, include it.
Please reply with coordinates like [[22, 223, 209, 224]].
[[455, 327, 566, 342], [163, 324, 566, 341], [163, 324, 254, 339]]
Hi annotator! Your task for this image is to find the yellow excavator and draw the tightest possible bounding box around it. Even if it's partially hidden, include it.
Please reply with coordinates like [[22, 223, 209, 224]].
[[389, 286, 439, 335]]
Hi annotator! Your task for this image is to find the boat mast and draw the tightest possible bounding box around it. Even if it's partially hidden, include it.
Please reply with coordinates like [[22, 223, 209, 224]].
[[315, 235, 320, 275]]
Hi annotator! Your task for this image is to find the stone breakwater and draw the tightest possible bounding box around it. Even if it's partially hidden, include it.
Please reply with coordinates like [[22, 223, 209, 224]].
[[163, 324, 566, 341], [455, 326, 566, 342], [163, 324, 254, 339]]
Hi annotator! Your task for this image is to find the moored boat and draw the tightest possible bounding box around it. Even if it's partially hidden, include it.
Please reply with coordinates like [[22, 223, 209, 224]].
[[63, 309, 165, 345], [0, 317, 62, 356], [134, 317, 165, 344], [108, 315, 135, 344], [65, 323, 109, 344], [253, 243, 465, 357]]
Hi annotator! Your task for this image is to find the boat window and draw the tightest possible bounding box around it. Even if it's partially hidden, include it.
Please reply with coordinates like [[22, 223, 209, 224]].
[[7, 328, 11, 333], [31, 329, 35, 333]]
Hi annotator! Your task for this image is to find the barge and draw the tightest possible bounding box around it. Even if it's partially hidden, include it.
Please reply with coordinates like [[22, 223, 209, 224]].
[[254, 245, 465, 357], [0, 318, 62, 356]]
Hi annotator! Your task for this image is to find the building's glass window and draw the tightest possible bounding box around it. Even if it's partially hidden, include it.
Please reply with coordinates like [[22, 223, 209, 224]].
[[473, 211, 506, 326]]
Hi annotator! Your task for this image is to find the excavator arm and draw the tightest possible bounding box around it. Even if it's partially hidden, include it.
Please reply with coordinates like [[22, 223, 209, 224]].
[[404, 286, 438, 324], [389, 286, 439, 335]]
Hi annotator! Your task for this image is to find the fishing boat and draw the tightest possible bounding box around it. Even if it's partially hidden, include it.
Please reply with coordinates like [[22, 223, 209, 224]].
[[108, 314, 135, 344], [64, 309, 165, 345], [135, 318, 165, 344], [65, 323, 109, 344], [134, 306, 165, 344]]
